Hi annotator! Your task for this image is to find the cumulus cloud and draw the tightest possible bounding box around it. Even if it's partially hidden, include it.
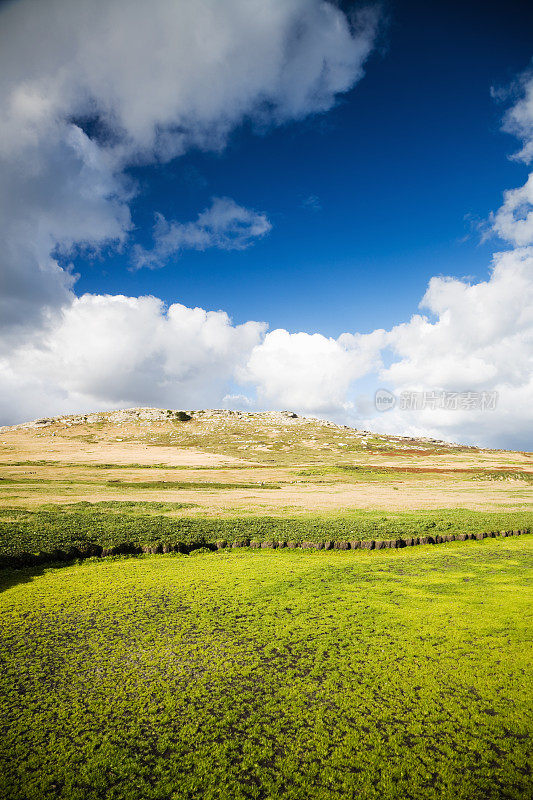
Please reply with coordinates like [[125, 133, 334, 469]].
[[491, 173, 533, 246], [385, 248, 533, 390], [240, 329, 385, 415], [490, 68, 533, 247], [0, 0, 379, 337], [0, 295, 266, 421], [498, 65, 533, 164], [133, 197, 271, 270], [373, 247, 533, 447]]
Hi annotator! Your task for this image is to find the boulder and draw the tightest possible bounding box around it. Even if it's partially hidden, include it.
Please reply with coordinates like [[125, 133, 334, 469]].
[[215, 540, 227, 550]]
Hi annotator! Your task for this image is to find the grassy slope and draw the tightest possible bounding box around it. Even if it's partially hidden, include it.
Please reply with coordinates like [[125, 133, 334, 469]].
[[1, 537, 532, 800]]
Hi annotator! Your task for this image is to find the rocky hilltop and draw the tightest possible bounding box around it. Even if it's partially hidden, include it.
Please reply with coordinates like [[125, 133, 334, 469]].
[[1, 407, 468, 453]]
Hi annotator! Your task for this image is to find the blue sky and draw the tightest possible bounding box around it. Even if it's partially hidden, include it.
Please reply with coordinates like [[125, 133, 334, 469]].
[[72, 0, 533, 336], [1, 0, 532, 448]]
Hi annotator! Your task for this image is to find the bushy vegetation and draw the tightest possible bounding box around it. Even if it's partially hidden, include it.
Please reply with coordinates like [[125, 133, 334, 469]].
[[1, 537, 531, 800], [0, 505, 531, 557]]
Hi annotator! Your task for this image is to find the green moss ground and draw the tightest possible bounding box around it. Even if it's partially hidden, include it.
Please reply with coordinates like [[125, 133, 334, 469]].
[[1, 537, 532, 800]]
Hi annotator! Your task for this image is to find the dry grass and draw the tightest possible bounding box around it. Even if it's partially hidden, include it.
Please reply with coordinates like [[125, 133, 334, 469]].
[[0, 410, 531, 515]]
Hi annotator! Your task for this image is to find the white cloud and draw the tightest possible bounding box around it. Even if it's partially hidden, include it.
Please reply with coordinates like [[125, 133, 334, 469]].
[[133, 197, 272, 270], [498, 65, 533, 164], [384, 248, 533, 390], [491, 173, 533, 246], [375, 247, 533, 447], [240, 328, 385, 415], [0, 295, 266, 420], [223, 394, 254, 409], [0, 0, 379, 336], [490, 68, 533, 248]]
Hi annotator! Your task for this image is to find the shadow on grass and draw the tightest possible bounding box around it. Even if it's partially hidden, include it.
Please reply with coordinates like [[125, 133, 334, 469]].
[[0, 563, 48, 593]]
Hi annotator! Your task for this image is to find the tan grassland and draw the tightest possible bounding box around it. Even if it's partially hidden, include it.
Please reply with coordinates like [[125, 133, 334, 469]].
[[0, 408, 531, 515]]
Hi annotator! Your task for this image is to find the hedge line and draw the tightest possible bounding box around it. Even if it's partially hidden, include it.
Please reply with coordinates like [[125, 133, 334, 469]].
[[0, 528, 529, 570], [2, 507, 533, 560]]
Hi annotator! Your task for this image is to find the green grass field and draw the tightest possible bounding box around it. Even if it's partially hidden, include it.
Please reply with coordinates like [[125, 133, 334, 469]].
[[1, 536, 532, 800]]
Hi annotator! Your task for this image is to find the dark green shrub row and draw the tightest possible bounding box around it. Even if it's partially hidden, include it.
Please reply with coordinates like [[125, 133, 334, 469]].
[[0, 506, 531, 562], [0, 528, 529, 570]]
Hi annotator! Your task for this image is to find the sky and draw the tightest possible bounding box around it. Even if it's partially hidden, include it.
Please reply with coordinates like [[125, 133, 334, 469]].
[[0, 0, 532, 449]]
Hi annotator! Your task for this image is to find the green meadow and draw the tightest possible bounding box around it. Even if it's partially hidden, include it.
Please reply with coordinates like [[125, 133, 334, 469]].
[[1, 536, 532, 800]]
